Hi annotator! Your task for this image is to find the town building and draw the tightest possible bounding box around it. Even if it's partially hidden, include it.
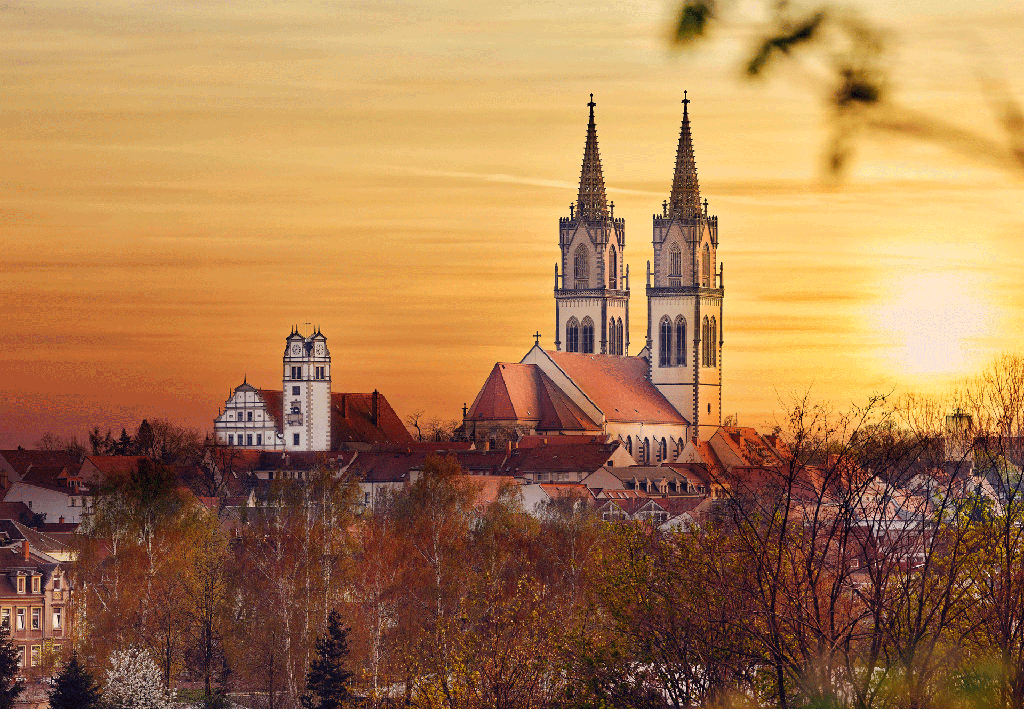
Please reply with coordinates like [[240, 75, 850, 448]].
[[462, 94, 724, 447], [213, 327, 413, 452]]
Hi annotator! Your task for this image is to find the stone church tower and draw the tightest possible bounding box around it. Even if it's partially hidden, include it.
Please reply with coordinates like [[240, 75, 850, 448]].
[[282, 326, 332, 451], [646, 94, 723, 440], [554, 95, 630, 356]]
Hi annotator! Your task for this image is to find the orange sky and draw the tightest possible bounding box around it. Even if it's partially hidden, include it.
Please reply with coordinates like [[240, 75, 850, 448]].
[[1, 0, 1022, 447]]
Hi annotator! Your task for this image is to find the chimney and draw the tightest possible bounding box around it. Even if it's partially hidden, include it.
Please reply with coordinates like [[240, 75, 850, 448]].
[[58, 516, 64, 524], [483, 439, 491, 452], [371, 390, 379, 426], [22, 540, 29, 562]]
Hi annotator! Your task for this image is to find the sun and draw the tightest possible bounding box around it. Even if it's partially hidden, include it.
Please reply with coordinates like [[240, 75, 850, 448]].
[[871, 271, 992, 376]]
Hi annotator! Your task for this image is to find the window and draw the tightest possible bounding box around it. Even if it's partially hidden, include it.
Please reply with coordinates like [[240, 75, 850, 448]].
[[674, 316, 686, 365], [16, 578, 24, 595], [31, 577, 39, 594], [364, 491, 371, 505], [30, 645, 39, 667], [609, 245, 617, 289], [70, 498, 75, 507], [702, 244, 711, 287], [659, 316, 672, 367], [292, 386, 300, 395], [574, 244, 589, 288], [315, 366, 325, 380], [618, 318, 624, 355], [228, 435, 234, 446], [581, 317, 595, 354], [246, 434, 253, 446], [701, 316, 710, 366], [566, 318, 580, 353], [256, 434, 262, 446], [16, 608, 25, 630], [53, 577, 60, 591], [710, 317, 717, 366], [660, 438, 668, 461], [247, 411, 253, 421], [293, 433, 300, 446], [30, 608, 39, 630], [637, 439, 646, 465], [291, 366, 301, 379], [670, 243, 682, 278], [626, 436, 632, 455], [17, 647, 24, 668], [1, 609, 9, 629]]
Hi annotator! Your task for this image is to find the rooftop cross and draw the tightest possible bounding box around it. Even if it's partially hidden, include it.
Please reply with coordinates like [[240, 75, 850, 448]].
[[682, 90, 689, 115], [534, 331, 542, 346]]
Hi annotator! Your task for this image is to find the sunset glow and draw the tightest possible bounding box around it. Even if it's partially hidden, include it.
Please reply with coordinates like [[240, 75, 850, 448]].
[[1, 0, 1022, 445]]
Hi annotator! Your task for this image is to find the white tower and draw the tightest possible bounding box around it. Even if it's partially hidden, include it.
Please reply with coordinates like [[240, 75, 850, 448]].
[[283, 326, 332, 451], [554, 95, 629, 356], [647, 94, 723, 440]]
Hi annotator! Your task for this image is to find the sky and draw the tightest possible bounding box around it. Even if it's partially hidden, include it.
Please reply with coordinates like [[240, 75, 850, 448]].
[[1, 0, 1022, 447]]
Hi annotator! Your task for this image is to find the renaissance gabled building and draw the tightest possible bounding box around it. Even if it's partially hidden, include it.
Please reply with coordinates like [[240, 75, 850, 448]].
[[464, 94, 724, 457]]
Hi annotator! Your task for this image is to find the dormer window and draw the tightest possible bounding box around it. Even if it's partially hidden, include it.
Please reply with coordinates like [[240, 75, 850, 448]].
[[31, 577, 39, 594], [17, 577, 25, 594], [53, 576, 61, 591]]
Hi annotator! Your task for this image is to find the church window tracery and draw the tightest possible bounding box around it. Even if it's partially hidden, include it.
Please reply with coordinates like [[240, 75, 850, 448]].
[[659, 316, 672, 367], [670, 243, 682, 285], [566, 318, 580, 353], [710, 316, 717, 366], [702, 244, 711, 287], [574, 244, 590, 289], [581, 317, 595, 354], [609, 246, 617, 289], [675, 316, 686, 365]]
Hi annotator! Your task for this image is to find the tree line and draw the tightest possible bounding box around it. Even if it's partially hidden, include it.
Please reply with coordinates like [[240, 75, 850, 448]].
[[55, 355, 1024, 709]]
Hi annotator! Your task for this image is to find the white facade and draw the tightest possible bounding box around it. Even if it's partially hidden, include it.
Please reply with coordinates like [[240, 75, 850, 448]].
[[283, 329, 331, 452], [4, 482, 89, 524], [213, 383, 283, 449]]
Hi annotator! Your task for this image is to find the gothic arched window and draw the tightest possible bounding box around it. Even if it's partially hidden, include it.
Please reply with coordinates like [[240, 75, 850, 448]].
[[566, 317, 580, 353], [710, 316, 718, 367], [659, 316, 672, 367], [581, 317, 595, 354], [670, 242, 682, 284], [660, 438, 668, 462], [617, 318, 625, 355], [675, 316, 686, 366], [609, 245, 617, 289], [626, 436, 632, 455], [702, 243, 711, 287], [701, 316, 710, 366], [574, 244, 589, 289], [637, 438, 646, 464]]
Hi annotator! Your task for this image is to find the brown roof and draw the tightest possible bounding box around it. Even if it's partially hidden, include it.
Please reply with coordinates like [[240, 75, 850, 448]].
[[331, 392, 414, 446], [518, 434, 607, 448], [540, 351, 689, 425], [500, 440, 621, 476], [0, 450, 79, 478], [82, 455, 148, 480], [467, 363, 601, 432], [256, 389, 285, 431]]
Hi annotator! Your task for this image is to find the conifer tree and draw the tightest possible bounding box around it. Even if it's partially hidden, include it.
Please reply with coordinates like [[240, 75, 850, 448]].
[[48, 652, 102, 709], [301, 610, 353, 709], [0, 626, 23, 709]]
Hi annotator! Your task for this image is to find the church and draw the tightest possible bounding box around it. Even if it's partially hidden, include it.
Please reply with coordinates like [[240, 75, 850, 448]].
[[462, 94, 724, 461]]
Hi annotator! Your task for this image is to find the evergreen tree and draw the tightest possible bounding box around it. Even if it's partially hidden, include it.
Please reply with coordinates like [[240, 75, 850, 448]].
[[0, 626, 23, 709], [49, 652, 102, 709], [301, 610, 353, 709]]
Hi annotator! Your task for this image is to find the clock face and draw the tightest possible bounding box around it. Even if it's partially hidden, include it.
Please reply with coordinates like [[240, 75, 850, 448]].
[[291, 344, 301, 356], [315, 343, 325, 356]]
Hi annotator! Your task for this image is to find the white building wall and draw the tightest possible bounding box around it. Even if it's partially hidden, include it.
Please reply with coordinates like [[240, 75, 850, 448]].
[[213, 386, 283, 450], [283, 332, 331, 452], [5, 483, 86, 524]]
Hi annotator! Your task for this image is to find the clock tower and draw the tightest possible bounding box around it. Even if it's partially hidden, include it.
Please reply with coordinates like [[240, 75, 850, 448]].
[[282, 326, 332, 451]]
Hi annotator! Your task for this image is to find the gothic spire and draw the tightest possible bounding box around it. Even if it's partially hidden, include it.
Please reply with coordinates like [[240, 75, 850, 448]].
[[576, 94, 610, 221], [668, 91, 702, 220]]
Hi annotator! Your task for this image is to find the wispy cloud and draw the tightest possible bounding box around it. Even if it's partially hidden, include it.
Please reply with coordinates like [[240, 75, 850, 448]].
[[382, 166, 663, 196]]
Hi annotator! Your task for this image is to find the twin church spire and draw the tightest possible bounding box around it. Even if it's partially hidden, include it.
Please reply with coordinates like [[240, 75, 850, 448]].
[[575, 94, 610, 222], [668, 92, 702, 220]]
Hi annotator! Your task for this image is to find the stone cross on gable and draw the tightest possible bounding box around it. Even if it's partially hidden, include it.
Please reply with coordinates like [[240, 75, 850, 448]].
[[534, 331, 542, 346]]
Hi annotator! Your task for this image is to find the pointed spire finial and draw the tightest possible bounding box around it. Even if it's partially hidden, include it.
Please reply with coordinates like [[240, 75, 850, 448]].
[[668, 90, 701, 220], [576, 94, 610, 221]]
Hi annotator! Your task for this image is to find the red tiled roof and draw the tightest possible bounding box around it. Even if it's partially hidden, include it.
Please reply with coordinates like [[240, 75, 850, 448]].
[[500, 440, 621, 475], [0, 450, 79, 478], [518, 434, 607, 448], [82, 455, 148, 479], [540, 351, 688, 425], [405, 442, 474, 452], [538, 483, 593, 501], [331, 392, 414, 446], [256, 389, 284, 432], [467, 363, 601, 432]]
